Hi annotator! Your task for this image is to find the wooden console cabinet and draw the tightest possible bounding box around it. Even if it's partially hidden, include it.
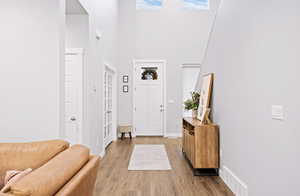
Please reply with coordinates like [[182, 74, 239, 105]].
[[182, 117, 220, 176]]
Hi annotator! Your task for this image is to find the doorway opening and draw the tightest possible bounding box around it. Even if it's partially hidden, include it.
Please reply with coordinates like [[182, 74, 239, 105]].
[[64, 0, 89, 144], [133, 60, 167, 136], [182, 64, 200, 118]]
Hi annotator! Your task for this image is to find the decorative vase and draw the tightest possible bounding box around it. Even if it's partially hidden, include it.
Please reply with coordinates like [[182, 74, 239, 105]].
[[192, 110, 198, 119]]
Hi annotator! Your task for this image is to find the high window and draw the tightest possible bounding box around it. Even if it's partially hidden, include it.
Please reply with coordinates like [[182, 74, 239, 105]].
[[183, 0, 210, 10], [136, 0, 163, 10]]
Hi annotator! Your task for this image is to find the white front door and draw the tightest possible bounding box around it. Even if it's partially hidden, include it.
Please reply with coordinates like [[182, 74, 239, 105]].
[[104, 68, 114, 147], [65, 49, 83, 144], [133, 60, 165, 136]]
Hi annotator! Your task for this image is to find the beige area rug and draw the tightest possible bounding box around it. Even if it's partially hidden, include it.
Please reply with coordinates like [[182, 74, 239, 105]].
[[128, 145, 172, 171]]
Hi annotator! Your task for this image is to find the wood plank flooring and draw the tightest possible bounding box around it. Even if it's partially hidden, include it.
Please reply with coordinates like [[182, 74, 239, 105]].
[[94, 137, 234, 196]]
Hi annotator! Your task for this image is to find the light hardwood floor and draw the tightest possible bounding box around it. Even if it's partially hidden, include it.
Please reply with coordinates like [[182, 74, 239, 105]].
[[94, 137, 234, 196]]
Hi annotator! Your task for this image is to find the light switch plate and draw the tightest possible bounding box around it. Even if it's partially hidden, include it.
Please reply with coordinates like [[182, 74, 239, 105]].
[[272, 105, 284, 120], [168, 100, 175, 104]]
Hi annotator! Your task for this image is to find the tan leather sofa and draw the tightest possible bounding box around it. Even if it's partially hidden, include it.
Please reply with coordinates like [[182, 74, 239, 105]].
[[0, 140, 100, 196]]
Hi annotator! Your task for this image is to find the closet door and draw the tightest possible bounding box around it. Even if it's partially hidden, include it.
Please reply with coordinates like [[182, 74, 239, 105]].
[[65, 49, 84, 145]]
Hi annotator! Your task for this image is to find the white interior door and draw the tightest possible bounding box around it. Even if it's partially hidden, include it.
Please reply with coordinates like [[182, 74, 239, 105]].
[[133, 60, 165, 136], [104, 67, 115, 147], [65, 48, 83, 144]]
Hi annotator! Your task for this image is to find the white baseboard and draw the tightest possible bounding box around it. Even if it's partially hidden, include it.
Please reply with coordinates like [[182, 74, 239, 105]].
[[220, 166, 248, 196]]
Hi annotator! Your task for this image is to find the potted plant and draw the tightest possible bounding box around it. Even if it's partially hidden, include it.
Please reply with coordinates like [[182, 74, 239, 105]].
[[184, 92, 200, 119]]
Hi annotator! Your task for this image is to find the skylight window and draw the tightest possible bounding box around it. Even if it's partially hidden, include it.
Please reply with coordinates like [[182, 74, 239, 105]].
[[183, 0, 210, 10], [136, 0, 163, 10]]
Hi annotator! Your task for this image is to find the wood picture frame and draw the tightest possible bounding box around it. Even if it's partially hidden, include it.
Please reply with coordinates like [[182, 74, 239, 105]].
[[197, 73, 214, 122]]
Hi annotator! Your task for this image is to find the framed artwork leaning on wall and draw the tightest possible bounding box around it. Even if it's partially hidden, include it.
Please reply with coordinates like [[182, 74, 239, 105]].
[[197, 73, 214, 122]]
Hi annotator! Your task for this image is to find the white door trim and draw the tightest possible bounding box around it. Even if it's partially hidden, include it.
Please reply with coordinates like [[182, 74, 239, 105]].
[[132, 59, 167, 137], [103, 63, 118, 149], [64, 48, 84, 144]]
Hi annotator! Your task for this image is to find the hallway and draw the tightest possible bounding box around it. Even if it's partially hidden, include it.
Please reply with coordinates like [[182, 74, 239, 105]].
[[94, 137, 233, 196]]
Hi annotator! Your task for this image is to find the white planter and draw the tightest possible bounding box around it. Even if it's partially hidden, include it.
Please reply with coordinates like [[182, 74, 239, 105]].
[[192, 110, 198, 119]]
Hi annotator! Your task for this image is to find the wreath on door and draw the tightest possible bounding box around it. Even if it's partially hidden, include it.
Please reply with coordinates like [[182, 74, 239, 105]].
[[141, 69, 158, 80]]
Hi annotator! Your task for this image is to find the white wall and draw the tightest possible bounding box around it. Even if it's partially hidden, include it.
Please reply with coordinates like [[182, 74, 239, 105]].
[[118, 0, 219, 135], [201, 0, 300, 195], [65, 15, 89, 48], [75, 0, 119, 154], [0, 0, 65, 142], [0, 0, 119, 157]]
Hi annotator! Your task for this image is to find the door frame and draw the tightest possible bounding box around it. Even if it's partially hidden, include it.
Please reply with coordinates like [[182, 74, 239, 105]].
[[64, 48, 84, 144], [132, 59, 167, 137], [103, 63, 118, 149]]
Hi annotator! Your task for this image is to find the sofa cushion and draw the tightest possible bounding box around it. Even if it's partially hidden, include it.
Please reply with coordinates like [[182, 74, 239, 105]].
[[0, 140, 69, 176], [9, 145, 90, 196]]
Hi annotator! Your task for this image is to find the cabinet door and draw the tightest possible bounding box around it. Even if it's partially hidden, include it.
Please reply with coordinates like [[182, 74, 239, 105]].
[[189, 134, 195, 167], [182, 129, 186, 152], [184, 131, 193, 166], [184, 129, 189, 154], [188, 132, 195, 167], [195, 125, 219, 168], [185, 131, 190, 161]]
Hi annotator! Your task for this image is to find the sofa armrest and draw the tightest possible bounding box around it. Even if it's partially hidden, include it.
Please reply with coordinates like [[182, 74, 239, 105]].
[[55, 156, 100, 196], [8, 145, 89, 196]]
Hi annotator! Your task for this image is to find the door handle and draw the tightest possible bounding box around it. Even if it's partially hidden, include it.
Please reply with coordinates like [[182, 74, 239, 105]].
[[70, 116, 76, 121]]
